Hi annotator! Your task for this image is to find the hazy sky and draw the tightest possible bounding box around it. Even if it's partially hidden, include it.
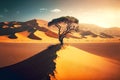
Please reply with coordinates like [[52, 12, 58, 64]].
[[0, 0, 120, 28]]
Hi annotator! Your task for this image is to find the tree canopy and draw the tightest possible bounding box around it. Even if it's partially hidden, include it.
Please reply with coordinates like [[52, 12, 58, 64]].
[[48, 16, 79, 45]]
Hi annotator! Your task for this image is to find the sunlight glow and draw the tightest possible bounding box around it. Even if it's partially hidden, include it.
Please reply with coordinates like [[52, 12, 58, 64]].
[[77, 10, 120, 28]]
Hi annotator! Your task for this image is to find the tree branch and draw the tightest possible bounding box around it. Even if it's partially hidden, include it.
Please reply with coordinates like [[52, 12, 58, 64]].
[[55, 24, 61, 36]]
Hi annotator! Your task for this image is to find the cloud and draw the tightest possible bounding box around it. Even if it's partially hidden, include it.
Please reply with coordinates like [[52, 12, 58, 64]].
[[51, 9, 61, 13], [40, 8, 47, 12]]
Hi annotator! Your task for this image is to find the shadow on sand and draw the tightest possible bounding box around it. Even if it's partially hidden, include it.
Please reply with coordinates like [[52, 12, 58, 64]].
[[0, 44, 61, 80]]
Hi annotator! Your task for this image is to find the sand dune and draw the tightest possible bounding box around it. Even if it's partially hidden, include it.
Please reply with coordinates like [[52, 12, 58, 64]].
[[0, 43, 120, 80], [0, 30, 59, 43], [0, 44, 61, 80], [51, 45, 120, 80], [34, 31, 59, 43], [71, 43, 120, 61], [0, 43, 51, 67], [0, 19, 120, 43]]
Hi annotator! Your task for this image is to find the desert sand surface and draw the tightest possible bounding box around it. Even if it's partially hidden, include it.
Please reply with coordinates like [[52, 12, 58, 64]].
[[0, 43, 52, 67], [71, 43, 120, 61], [0, 43, 120, 80], [52, 45, 120, 80]]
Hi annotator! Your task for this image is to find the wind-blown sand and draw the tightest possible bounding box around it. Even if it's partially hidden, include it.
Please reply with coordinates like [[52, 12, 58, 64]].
[[52, 45, 120, 80]]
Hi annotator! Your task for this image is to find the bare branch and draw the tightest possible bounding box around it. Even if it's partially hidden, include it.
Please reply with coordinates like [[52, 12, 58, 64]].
[[55, 24, 61, 35]]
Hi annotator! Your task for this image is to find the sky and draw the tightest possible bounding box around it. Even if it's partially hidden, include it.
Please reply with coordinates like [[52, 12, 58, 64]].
[[0, 0, 120, 28]]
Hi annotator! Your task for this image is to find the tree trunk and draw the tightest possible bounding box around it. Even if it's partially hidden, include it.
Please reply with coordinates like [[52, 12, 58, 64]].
[[59, 36, 64, 45]]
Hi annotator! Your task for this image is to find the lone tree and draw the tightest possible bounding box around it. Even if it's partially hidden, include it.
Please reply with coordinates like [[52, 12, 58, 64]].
[[48, 16, 79, 45]]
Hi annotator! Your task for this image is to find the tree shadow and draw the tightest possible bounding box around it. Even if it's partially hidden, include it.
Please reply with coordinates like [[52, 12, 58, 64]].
[[0, 44, 61, 80]]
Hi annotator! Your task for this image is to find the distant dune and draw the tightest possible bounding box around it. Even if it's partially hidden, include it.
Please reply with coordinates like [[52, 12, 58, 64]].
[[104, 27, 120, 37], [79, 23, 105, 34], [0, 19, 120, 43]]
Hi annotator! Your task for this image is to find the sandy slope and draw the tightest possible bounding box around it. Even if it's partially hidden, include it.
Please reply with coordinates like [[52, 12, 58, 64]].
[[0, 31, 36, 43], [34, 30, 59, 43], [51, 46, 120, 80], [0, 19, 120, 43], [0, 43, 52, 67], [0, 30, 59, 43], [0, 43, 120, 80]]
